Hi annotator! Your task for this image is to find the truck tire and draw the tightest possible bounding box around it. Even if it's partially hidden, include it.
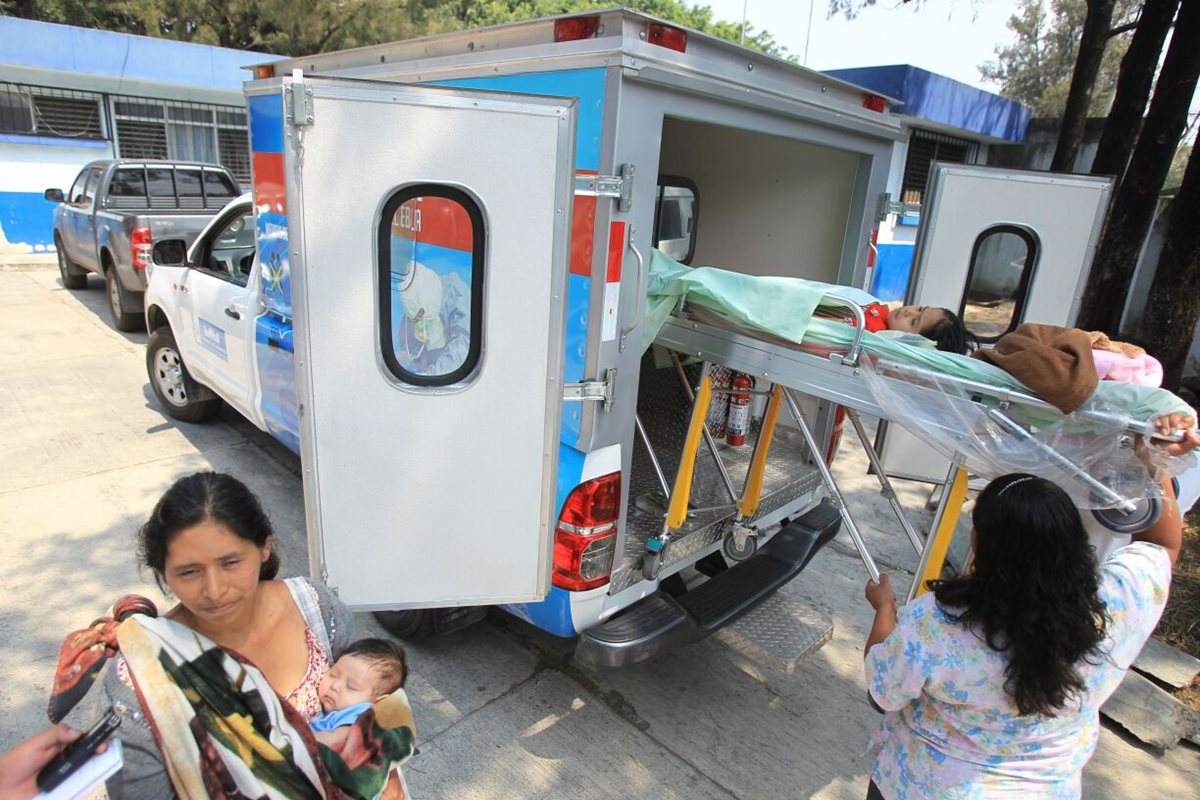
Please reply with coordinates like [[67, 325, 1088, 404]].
[[146, 326, 221, 422], [373, 610, 436, 642], [104, 259, 143, 332], [55, 237, 87, 290]]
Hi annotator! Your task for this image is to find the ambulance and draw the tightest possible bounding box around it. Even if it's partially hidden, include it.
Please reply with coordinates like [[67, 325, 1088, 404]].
[[144, 8, 1112, 667]]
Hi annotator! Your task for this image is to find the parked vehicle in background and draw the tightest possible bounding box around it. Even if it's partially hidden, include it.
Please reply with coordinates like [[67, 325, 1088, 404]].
[[44, 160, 240, 331]]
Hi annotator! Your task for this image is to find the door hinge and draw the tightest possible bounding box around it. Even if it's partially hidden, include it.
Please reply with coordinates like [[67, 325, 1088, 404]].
[[876, 192, 920, 222], [563, 368, 617, 412], [285, 75, 314, 128], [575, 164, 634, 211]]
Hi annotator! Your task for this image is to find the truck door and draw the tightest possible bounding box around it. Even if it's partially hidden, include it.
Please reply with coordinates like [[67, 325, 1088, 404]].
[[66, 166, 102, 270], [178, 205, 260, 419], [271, 75, 576, 609], [879, 163, 1113, 483]]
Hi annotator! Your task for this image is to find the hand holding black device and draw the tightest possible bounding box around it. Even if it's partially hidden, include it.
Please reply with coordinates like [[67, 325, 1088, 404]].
[[35, 709, 121, 794]]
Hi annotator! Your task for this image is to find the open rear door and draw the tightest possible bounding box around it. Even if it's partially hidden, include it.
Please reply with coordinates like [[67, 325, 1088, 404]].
[[274, 74, 576, 608], [879, 163, 1112, 482]]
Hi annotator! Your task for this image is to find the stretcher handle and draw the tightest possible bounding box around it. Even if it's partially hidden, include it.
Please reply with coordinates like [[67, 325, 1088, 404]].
[[619, 233, 646, 353], [819, 290, 868, 367]]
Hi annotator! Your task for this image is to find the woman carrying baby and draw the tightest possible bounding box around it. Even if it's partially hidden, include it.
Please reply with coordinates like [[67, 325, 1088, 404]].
[[49, 471, 413, 799]]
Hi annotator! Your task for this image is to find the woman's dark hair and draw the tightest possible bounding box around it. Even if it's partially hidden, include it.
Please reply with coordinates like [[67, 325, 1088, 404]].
[[929, 473, 1107, 717], [138, 471, 279, 589], [342, 637, 408, 693], [921, 308, 977, 355]]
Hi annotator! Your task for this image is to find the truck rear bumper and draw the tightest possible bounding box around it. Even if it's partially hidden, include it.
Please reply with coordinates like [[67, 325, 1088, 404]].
[[574, 500, 841, 669]]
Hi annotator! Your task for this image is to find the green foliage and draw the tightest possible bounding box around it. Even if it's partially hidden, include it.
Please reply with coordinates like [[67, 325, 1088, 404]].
[[1167, 141, 1194, 189], [979, 0, 1138, 117], [2, 0, 790, 59]]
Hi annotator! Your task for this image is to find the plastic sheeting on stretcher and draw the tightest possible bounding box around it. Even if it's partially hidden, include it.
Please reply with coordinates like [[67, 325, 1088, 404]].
[[642, 250, 1196, 509]]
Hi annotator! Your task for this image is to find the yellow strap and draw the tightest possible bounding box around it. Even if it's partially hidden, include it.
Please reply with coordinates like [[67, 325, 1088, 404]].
[[739, 385, 783, 519], [915, 466, 969, 597], [667, 375, 713, 530]]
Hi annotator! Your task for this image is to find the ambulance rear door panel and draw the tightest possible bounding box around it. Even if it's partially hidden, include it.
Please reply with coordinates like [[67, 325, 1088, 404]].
[[271, 74, 577, 609], [879, 163, 1113, 483]]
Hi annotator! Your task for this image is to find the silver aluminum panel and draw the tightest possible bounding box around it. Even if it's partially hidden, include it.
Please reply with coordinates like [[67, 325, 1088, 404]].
[[714, 592, 834, 673], [283, 75, 575, 609]]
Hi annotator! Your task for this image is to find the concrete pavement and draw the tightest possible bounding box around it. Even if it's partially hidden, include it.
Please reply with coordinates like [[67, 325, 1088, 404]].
[[1, 263, 1196, 798]]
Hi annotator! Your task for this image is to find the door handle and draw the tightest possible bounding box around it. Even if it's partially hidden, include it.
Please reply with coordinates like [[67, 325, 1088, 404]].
[[224, 306, 242, 320]]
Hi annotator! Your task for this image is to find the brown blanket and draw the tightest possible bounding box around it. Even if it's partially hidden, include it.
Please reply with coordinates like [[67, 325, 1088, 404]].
[[972, 323, 1099, 413]]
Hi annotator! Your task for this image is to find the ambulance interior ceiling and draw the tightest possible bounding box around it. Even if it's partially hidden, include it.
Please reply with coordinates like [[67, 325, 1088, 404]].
[[657, 117, 858, 283]]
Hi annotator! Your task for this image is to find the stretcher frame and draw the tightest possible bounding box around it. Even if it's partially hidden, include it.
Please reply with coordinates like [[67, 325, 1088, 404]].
[[646, 298, 1176, 600]]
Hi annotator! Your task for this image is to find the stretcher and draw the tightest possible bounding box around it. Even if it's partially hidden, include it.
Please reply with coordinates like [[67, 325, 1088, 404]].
[[634, 252, 1196, 599]]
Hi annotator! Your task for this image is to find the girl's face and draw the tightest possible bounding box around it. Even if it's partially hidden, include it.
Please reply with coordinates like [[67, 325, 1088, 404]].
[[162, 520, 270, 632], [889, 305, 946, 334]]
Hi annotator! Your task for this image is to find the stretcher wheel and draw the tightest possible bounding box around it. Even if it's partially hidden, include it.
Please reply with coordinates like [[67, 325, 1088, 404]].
[[722, 532, 757, 562], [642, 549, 664, 581], [1091, 497, 1162, 535]]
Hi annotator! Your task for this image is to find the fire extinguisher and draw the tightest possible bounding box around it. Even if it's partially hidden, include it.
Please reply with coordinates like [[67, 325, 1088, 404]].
[[726, 372, 752, 446]]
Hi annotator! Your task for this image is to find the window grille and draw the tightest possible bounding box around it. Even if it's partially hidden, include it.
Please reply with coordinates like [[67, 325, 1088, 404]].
[[0, 82, 104, 139], [900, 129, 978, 205]]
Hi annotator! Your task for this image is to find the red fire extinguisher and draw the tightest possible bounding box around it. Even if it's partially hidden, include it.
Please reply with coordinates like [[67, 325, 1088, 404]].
[[726, 372, 752, 446]]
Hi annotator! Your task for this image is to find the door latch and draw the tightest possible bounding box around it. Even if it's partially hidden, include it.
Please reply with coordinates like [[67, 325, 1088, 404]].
[[574, 164, 635, 211], [563, 368, 617, 412]]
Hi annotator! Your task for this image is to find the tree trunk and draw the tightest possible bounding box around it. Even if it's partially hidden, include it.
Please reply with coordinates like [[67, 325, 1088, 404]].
[[1076, 0, 1200, 334], [1090, 0, 1181, 182], [1134, 144, 1200, 392], [1051, 0, 1117, 172]]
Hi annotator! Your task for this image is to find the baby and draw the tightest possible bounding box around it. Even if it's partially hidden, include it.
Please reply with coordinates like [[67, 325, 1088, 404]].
[[311, 638, 408, 747]]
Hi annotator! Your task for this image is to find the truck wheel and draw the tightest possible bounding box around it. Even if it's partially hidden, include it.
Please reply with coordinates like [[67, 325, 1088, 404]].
[[372, 610, 437, 643], [147, 327, 221, 422], [55, 238, 87, 290], [105, 265, 142, 332]]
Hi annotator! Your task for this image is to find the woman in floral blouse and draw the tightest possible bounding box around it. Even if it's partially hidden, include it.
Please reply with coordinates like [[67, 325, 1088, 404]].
[[861, 417, 1197, 799]]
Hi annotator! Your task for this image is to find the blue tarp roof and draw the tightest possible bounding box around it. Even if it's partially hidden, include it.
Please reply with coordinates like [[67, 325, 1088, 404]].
[[824, 65, 1031, 143], [0, 16, 282, 90]]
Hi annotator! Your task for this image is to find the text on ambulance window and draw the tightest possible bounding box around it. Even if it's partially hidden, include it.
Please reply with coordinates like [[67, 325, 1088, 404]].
[[958, 225, 1039, 342], [653, 176, 697, 264], [378, 185, 484, 386]]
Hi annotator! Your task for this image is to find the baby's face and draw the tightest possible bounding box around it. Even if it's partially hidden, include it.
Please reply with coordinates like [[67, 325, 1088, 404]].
[[318, 654, 380, 713]]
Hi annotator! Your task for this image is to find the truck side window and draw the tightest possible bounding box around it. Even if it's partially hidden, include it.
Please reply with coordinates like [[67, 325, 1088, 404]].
[[378, 185, 484, 387], [147, 168, 175, 199], [68, 170, 88, 205], [203, 170, 238, 199], [653, 176, 698, 264], [109, 168, 147, 203], [81, 168, 102, 206], [958, 225, 1039, 342], [200, 210, 256, 288]]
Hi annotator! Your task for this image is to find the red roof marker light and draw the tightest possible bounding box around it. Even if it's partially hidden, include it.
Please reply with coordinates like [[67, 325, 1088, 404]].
[[555, 16, 600, 42], [647, 23, 687, 52]]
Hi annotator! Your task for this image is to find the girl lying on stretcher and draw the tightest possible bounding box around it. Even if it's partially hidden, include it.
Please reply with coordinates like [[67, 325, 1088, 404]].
[[833, 301, 975, 355]]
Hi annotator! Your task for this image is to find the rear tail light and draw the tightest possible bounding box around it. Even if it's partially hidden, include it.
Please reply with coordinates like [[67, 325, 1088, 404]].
[[131, 226, 153, 270], [647, 23, 687, 53], [555, 16, 599, 42], [553, 471, 621, 591]]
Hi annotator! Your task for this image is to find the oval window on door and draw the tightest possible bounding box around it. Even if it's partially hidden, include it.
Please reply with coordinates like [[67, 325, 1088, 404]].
[[378, 185, 485, 387], [958, 225, 1039, 343]]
